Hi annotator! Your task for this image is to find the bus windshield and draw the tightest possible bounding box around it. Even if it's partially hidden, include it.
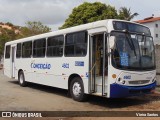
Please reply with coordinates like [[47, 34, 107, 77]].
[[111, 32, 155, 70]]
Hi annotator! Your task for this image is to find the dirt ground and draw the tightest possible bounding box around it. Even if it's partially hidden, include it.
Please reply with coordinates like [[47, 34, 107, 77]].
[[0, 70, 160, 120]]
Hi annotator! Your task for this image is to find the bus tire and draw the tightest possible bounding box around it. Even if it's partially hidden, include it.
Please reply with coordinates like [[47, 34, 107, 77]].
[[18, 71, 27, 87], [70, 77, 86, 102]]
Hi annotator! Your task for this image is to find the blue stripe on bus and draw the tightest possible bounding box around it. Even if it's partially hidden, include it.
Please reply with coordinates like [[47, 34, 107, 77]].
[[110, 81, 156, 98]]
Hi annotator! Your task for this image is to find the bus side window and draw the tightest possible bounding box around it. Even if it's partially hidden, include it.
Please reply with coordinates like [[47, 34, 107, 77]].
[[16, 43, 21, 58], [65, 31, 87, 57], [5, 45, 11, 59], [33, 38, 46, 58], [47, 35, 64, 57], [22, 41, 32, 58]]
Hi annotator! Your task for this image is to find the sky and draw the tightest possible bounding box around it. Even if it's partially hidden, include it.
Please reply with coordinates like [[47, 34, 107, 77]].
[[0, 0, 160, 31]]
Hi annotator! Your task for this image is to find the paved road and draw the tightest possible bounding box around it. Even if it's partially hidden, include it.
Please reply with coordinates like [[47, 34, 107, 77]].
[[0, 70, 160, 113]]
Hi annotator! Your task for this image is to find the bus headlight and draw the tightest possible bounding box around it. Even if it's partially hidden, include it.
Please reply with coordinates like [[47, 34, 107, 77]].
[[117, 78, 125, 85]]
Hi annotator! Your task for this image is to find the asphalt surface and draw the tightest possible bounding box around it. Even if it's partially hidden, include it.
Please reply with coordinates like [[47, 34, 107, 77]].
[[0, 69, 160, 119]]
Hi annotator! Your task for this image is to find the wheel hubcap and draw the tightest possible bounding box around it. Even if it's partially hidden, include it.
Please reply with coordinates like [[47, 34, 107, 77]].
[[19, 74, 23, 84], [72, 82, 81, 97]]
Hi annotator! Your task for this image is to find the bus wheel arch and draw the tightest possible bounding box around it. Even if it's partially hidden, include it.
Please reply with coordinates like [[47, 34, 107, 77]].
[[18, 69, 23, 76], [68, 74, 87, 102], [18, 69, 27, 87]]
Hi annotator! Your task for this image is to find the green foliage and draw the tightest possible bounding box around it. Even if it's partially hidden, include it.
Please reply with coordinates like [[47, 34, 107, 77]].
[[0, 34, 9, 55], [0, 3, 139, 57], [60, 2, 139, 29], [118, 7, 139, 21], [19, 21, 51, 37], [26, 21, 51, 35], [0, 21, 51, 56], [0, 28, 16, 55], [6, 22, 14, 27], [59, 2, 118, 29]]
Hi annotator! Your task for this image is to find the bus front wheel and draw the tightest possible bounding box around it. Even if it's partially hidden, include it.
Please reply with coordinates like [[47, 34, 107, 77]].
[[70, 77, 86, 102], [18, 71, 27, 87]]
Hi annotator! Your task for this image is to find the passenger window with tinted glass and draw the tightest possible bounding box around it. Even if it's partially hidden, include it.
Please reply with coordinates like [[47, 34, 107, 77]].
[[5, 45, 11, 59], [22, 41, 32, 58], [65, 31, 87, 56], [33, 39, 46, 57], [16, 43, 21, 58], [47, 35, 64, 57]]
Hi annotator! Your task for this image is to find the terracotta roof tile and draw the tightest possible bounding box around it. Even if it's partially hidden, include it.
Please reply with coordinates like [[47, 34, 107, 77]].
[[135, 17, 160, 23]]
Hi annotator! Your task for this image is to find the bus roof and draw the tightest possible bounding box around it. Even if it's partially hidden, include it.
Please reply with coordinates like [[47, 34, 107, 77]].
[[5, 19, 147, 45]]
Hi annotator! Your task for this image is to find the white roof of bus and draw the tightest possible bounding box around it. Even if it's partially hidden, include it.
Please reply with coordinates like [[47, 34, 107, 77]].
[[5, 19, 146, 45]]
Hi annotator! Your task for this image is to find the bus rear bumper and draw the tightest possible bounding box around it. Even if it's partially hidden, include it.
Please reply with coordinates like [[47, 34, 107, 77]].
[[110, 81, 156, 98]]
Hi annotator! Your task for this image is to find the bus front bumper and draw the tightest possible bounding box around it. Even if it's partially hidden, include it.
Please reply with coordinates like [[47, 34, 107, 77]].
[[110, 81, 156, 98]]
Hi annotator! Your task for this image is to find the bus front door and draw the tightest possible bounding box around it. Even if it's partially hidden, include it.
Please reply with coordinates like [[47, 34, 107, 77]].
[[89, 33, 108, 96]]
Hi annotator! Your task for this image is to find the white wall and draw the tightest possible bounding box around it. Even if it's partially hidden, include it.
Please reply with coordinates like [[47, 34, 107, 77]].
[[142, 21, 160, 85], [155, 45, 160, 85], [142, 21, 160, 45], [154, 21, 160, 44]]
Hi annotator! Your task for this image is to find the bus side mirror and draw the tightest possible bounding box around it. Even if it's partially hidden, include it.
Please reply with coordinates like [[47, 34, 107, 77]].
[[109, 36, 115, 49]]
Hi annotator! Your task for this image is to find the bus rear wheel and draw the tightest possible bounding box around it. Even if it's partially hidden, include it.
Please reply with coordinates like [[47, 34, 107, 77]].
[[70, 77, 86, 102], [18, 71, 27, 87]]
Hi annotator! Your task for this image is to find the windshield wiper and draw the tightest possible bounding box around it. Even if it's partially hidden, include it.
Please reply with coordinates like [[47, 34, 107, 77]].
[[126, 34, 137, 58]]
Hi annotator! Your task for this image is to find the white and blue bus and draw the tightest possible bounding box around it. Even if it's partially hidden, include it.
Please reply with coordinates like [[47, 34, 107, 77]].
[[4, 19, 156, 101]]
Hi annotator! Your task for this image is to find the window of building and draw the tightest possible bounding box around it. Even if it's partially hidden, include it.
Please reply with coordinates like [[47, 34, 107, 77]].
[[5, 45, 11, 59], [16, 43, 21, 58], [155, 24, 158, 28], [33, 38, 46, 57], [47, 35, 64, 57], [22, 41, 32, 58], [65, 31, 87, 57], [156, 34, 158, 38]]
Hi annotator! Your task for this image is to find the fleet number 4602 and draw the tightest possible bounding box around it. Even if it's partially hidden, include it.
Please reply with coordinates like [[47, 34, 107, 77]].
[[62, 63, 69, 68]]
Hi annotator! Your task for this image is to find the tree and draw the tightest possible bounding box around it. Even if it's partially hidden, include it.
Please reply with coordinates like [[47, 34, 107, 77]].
[[0, 28, 16, 55], [0, 21, 51, 56], [19, 21, 51, 37], [119, 7, 139, 21], [59, 2, 118, 29]]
